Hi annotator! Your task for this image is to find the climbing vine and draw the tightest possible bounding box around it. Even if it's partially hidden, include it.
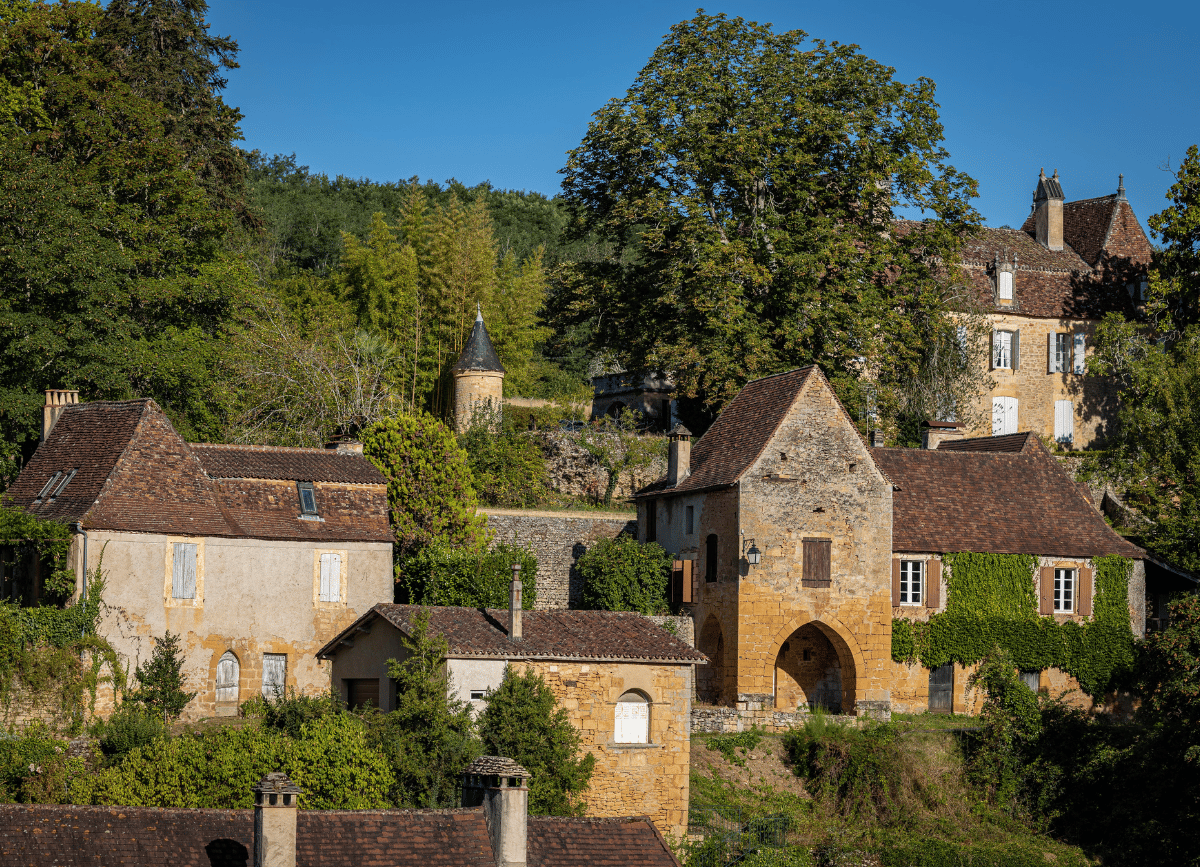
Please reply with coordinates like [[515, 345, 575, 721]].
[[0, 504, 75, 600], [891, 553, 1134, 698]]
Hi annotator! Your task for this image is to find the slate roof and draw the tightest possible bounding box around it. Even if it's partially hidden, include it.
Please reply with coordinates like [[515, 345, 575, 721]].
[[6, 400, 390, 544], [937, 433, 1036, 454], [0, 804, 681, 867], [318, 605, 707, 664], [871, 439, 1143, 558], [636, 368, 817, 498], [453, 313, 505, 373]]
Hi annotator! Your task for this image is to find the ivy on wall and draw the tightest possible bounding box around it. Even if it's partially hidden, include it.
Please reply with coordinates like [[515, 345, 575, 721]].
[[0, 504, 76, 600], [892, 553, 1134, 698]]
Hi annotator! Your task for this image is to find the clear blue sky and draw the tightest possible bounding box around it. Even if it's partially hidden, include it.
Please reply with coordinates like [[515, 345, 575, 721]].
[[206, 0, 1199, 232]]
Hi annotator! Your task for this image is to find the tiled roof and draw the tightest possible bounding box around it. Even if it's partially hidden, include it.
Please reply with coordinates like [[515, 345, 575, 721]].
[[871, 440, 1143, 558], [0, 805, 681, 867], [190, 443, 386, 484], [319, 605, 707, 663], [466, 755, 529, 776], [453, 314, 505, 373], [937, 433, 1036, 453], [1018, 195, 1152, 269], [636, 368, 816, 497]]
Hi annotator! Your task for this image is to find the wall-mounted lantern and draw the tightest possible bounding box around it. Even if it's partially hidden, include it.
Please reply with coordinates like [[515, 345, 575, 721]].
[[743, 538, 762, 567]]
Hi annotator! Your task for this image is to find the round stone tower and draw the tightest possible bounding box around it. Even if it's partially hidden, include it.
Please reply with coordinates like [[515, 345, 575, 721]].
[[453, 307, 505, 431]]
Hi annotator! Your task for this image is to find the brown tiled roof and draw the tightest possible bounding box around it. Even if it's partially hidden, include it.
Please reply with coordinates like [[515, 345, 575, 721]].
[[190, 443, 386, 484], [0, 805, 680, 867], [636, 368, 816, 497], [961, 225, 1089, 272], [871, 440, 1142, 558], [1018, 195, 1152, 269], [319, 605, 707, 663], [937, 433, 1037, 453]]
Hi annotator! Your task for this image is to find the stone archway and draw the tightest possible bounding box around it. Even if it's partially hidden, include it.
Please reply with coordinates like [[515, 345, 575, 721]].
[[769, 617, 862, 714], [697, 614, 726, 704]]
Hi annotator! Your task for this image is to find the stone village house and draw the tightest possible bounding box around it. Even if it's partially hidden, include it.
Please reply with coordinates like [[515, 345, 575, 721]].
[[635, 365, 1162, 720], [3, 392, 393, 719], [316, 584, 705, 841]]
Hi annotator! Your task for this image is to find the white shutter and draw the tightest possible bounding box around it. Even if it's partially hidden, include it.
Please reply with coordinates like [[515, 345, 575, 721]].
[[262, 654, 287, 698], [1073, 331, 1086, 374], [998, 270, 1013, 299], [215, 652, 239, 702], [1047, 331, 1056, 374], [992, 397, 1006, 435], [615, 700, 649, 744], [173, 543, 197, 599], [991, 331, 999, 369], [320, 553, 341, 602], [1055, 400, 1074, 445], [1006, 397, 1019, 435]]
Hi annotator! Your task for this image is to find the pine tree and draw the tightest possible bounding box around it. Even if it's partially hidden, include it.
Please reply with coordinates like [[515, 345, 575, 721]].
[[130, 630, 197, 721]]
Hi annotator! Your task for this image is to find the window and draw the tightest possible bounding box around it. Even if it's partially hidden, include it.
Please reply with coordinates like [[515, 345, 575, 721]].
[[297, 482, 318, 516], [1020, 670, 1040, 693], [991, 396, 1018, 436], [1072, 331, 1086, 374], [1054, 568, 1075, 613], [899, 560, 923, 605], [48, 468, 76, 500], [1048, 332, 1069, 374], [319, 553, 342, 603], [345, 678, 379, 710], [802, 539, 831, 588], [470, 690, 486, 701], [171, 542, 198, 600], [645, 499, 657, 544], [685, 505, 694, 536], [998, 270, 1014, 300], [262, 653, 287, 698], [705, 534, 718, 583], [215, 651, 240, 703], [35, 472, 62, 502], [992, 330, 1012, 369], [614, 691, 650, 744], [1054, 400, 1074, 446]]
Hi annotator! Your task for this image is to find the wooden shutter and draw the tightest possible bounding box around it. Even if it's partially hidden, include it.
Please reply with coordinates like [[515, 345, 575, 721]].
[[1073, 331, 1086, 374], [173, 542, 197, 600], [1012, 329, 1021, 370], [802, 540, 831, 588], [320, 553, 341, 602], [891, 558, 901, 606], [1078, 566, 1094, 616], [1039, 567, 1054, 615], [262, 654, 287, 698], [926, 559, 941, 609], [682, 559, 693, 603], [1047, 332, 1056, 373], [215, 652, 239, 703]]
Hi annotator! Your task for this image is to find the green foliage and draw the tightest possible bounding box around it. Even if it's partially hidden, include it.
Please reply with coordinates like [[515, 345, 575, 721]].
[[1144, 143, 1200, 333], [479, 667, 595, 816], [459, 407, 551, 508], [0, 503, 73, 599], [570, 409, 666, 505], [705, 727, 763, 768], [557, 11, 986, 432], [363, 413, 488, 557], [127, 631, 196, 721], [396, 542, 537, 608], [381, 607, 480, 807], [784, 718, 901, 823], [875, 838, 1088, 867], [95, 705, 168, 760], [891, 554, 1134, 698], [577, 536, 670, 615], [260, 688, 344, 740], [1136, 594, 1200, 734]]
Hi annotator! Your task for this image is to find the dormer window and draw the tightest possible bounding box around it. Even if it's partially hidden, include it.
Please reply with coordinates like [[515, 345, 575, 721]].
[[298, 482, 318, 516], [35, 472, 62, 502], [998, 270, 1013, 301], [50, 468, 77, 499]]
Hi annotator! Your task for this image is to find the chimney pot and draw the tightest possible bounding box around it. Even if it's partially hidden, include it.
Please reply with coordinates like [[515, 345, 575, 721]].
[[253, 772, 301, 867], [463, 757, 529, 867], [42, 390, 79, 442], [667, 424, 692, 486]]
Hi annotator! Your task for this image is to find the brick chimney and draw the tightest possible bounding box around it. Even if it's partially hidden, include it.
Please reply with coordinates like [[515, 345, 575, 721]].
[[667, 424, 692, 486], [508, 563, 522, 643], [463, 757, 530, 867], [42, 390, 79, 442], [922, 421, 964, 450], [1033, 168, 1064, 252], [253, 772, 301, 867]]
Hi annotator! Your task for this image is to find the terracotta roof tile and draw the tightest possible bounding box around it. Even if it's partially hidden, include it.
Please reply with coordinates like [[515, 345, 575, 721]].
[[320, 605, 707, 663], [937, 433, 1036, 453], [872, 440, 1142, 558], [529, 816, 682, 867], [190, 443, 386, 484]]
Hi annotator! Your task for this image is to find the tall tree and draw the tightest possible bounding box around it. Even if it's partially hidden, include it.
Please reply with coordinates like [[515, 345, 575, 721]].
[[557, 12, 981, 429]]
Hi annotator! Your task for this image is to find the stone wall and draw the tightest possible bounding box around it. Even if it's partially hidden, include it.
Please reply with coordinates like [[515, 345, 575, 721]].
[[537, 431, 666, 504], [690, 704, 864, 734], [482, 509, 636, 610]]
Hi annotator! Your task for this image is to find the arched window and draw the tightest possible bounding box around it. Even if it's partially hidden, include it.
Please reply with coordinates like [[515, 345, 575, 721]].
[[615, 690, 650, 744], [705, 534, 718, 583], [215, 651, 239, 703]]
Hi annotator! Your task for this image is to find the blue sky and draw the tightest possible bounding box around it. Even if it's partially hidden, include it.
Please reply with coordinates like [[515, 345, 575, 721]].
[[206, 1, 1199, 232]]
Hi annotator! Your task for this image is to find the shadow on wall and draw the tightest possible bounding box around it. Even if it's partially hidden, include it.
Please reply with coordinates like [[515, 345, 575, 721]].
[[698, 615, 726, 704], [568, 541, 589, 609]]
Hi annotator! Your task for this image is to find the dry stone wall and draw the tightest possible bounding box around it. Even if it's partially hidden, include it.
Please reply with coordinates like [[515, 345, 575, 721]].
[[536, 431, 666, 504]]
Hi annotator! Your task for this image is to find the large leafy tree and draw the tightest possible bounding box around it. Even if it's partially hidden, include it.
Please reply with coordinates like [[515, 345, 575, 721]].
[[557, 12, 982, 430]]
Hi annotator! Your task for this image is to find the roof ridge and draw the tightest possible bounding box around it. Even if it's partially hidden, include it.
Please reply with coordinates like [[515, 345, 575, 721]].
[[1063, 193, 1120, 207], [190, 442, 348, 455]]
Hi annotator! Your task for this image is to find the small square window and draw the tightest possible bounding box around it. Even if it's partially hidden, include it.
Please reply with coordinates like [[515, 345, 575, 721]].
[[470, 690, 486, 701], [1054, 568, 1075, 613], [298, 482, 318, 516], [900, 560, 923, 606]]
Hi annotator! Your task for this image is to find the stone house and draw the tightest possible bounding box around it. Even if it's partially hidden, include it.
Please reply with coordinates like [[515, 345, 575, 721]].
[[0, 763, 682, 867], [317, 593, 704, 839], [635, 366, 1158, 719], [950, 170, 1153, 447], [3, 393, 393, 719]]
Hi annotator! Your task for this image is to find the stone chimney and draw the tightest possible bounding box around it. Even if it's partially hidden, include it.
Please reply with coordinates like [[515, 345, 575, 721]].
[[253, 772, 301, 867], [42, 390, 79, 442], [922, 421, 964, 450], [508, 563, 522, 643], [667, 424, 692, 486], [463, 757, 530, 867], [1033, 168, 1065, 252]]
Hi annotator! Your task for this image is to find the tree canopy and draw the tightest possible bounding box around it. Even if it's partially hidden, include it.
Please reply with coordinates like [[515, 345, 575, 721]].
[[557, 11, 982, 432]]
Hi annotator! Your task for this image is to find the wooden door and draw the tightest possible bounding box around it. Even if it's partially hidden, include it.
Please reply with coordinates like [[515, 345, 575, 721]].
[[928, 663, 953, 713]]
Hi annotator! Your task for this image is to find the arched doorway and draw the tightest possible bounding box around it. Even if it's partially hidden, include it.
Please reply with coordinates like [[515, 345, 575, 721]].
[[774, 622, 854, 713], [697, 615, 726, 704]]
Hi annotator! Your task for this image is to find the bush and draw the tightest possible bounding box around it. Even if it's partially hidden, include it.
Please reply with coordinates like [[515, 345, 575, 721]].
[[577, 536, 670, 614], [459, 407, 551, 507], [0, 724, 82, 803], [127, 631, 196, 721], [96, 705, 167, 760], [396, 542, 537, 608], [261, 688, 344, 739], [784, 716, 902, 823], [705, 727, 763, 767]]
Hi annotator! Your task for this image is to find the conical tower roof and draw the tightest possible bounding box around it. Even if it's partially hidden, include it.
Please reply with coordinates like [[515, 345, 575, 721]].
[[452, 307, 505, 374]]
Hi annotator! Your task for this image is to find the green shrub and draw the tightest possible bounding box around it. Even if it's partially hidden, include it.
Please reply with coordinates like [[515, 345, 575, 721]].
[[127, 631, 196, 721], [0, 725, 76, 803], [577, 536, 670, 614], [705, 727, 763, 767], [96, 705, 167, 760], [876, 838, 1088, 867], [784, 718, 901, 822], [397, 542, 537, 608], [261, 688, 344, 739], [459, 408, 551, 507]]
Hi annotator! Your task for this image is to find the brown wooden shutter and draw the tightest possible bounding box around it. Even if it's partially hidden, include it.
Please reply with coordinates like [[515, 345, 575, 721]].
[[926, 559, 941, 609], [891, 558, 901, 607], [682, 559, 693, 603], [1078, 566, 1093, 616], [1039, 567, 1054, 615], [802, 540, 831, 588]]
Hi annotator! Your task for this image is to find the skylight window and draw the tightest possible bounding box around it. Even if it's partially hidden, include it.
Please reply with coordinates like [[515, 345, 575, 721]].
[[297, 482, 318, 516], [36, 472, 62, 501], [50, 468, 77, 499]]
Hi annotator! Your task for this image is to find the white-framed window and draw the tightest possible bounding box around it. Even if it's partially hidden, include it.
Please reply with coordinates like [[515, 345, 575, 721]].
[[899, 560, 923, 606], [992, 396, 1018, 436], [319, 552, 342, 602], [262, 653, 287, 698], [1048, 332, 1069, 374], [992, 330, 1013, 369], [998, 270, 1014, 300], [1072, 331, 1086, 375], [1054, 400, 1074, 446], [172, 542, 198, 600], [215, 651, 240, 703], [615, 691, 650, 744], [1054, 568, 1075, 613]]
